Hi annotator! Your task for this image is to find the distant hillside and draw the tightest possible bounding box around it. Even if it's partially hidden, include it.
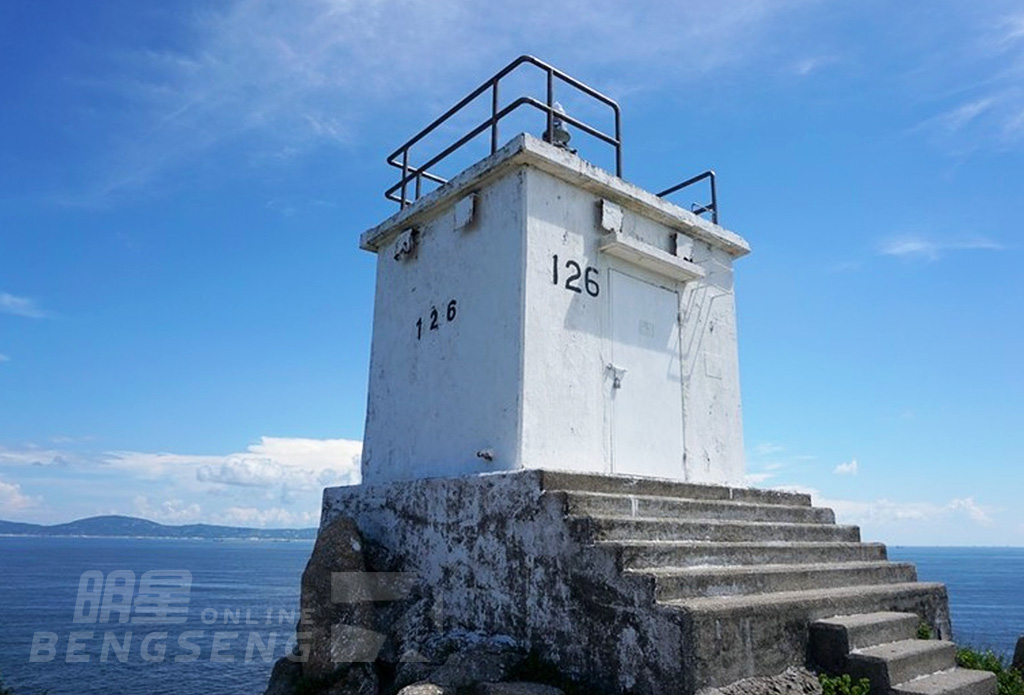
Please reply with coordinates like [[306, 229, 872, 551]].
[[0, 514, 317, 540]]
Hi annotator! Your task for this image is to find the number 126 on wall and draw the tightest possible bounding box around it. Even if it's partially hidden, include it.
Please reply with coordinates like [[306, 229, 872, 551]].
[[552, 254, 600, 297]]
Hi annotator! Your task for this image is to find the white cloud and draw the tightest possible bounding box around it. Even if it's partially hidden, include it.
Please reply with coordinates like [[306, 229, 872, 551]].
[[197, 456, 285, 487], [746, 442, 818, 481], [878, 235, 1004, 261], [948, 497, 995, 525], [904, 8, 1024, 154], [790, 55, 837, 77], [934, 98, 997, 134], [133, 496, 203, 524], [0, 437, 358, 526], [64, 0, 816, 202], [0, 446, 75, 467], [833, 496, 996, 527], [833, 459, 859, 476], [919, 89, 1024, 151], [782, 486, 998, 530], [194, 437, 361, 490], [752, 442, 786, 457], [248, 436, 361, 472], [998, 13, 1024, 46], [216, 506, 319, 528], [0, 292, 47, 319], [0, 477, 39, 512], [0, 354, 8, 363], [103, 451, 224, 478], [100, 437, 360, 497]]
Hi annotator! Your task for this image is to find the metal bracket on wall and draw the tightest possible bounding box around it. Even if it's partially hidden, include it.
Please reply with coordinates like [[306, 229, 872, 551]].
[[607, 364, 628, 390], [393, 228, 419, 261]]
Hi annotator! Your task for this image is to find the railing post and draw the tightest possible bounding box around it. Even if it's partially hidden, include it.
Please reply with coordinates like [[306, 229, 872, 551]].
[[401, 150, 409, 209], [546, 69, 554, 143], [710, 172, 718, 224], [491, 82, 500, 153], [614, 109, 622, 177]]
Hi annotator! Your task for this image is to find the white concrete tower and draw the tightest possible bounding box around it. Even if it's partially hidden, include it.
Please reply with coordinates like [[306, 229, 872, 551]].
[[359, 57, 750, 486]]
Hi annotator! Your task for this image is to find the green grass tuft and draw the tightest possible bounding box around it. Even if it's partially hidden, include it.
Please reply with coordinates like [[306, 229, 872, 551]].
[[819, 673, 871, 695], [956, 646, 1024, 695]]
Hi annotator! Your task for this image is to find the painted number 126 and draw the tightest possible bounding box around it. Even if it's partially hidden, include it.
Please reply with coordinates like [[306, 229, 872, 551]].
[[552, 254, 599, 297], [416, 300, 457, 340]]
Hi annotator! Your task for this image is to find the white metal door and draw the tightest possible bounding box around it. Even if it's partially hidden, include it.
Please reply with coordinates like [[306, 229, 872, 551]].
[[609, 270, 685, 478]]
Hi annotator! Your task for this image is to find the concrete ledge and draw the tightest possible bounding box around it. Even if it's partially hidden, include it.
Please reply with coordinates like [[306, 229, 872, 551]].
[[599, 229, 706, 282], [361, 134, 750, 258]]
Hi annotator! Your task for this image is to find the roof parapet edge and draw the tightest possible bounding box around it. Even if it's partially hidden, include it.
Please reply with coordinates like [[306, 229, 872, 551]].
[[360, 134, 750, 258]]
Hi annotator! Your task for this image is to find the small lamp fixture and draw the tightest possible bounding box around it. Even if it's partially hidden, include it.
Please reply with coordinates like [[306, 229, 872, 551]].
[[544, 101, 576, 153]]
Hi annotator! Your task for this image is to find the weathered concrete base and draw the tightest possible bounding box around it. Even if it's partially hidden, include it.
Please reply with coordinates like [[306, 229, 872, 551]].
[[323, 470, 685, 693], [320, 470, 953, 695]]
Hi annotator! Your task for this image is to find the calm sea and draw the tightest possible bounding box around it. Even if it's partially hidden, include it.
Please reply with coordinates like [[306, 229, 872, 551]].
[[0, 537, 313, 695], [0, 540, 1020, 694], [888, 547, 1024, 657]]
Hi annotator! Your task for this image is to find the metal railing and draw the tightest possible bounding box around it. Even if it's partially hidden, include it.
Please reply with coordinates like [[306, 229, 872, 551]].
[[385, 55, 622, 208], [657, 170, 718, 225]]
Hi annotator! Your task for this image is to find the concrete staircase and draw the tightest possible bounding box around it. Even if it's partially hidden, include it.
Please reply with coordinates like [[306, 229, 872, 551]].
[[810, 612, 996, 695], [539, 471, 985, 694]]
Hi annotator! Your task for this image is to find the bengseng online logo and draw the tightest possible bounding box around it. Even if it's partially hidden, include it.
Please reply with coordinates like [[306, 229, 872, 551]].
[[27, 569, 421, 664]]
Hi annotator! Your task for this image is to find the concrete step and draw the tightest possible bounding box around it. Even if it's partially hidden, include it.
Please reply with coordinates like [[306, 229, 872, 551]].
[[603, 540, 888, 568], [667, 581, 946, 618], [574, 516, 860, 544], [670, 582, 947, 621], [666, 583, 950, 694], [847, 640, 957, 693], [539, 470, 812, 507], [562, 490, 835, 524], [810, 612, 921, 672], [630, 562, 918, 600], [893, 668, 997, 695]]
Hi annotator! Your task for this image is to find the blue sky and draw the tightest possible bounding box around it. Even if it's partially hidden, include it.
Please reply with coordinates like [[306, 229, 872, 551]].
[[0, 0, 1021, 543]]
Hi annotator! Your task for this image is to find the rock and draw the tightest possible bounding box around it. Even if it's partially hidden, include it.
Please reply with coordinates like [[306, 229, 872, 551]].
[[475, 683, 565, 695], [378, 594, 444, 664], [429, 649, 523, 688], [397, 684, 453, 695], [1014, 635, 1024, 672], [393, 660, 440, 691], [299, 516, 376, 680], [707, 667, 822, 695], [264, 656, 303, 695], [324, 663, 378, 695]]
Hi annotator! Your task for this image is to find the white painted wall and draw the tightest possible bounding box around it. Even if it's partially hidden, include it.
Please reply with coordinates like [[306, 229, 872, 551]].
[[359, 135, 748, 485], [361, 171, 527, 482]]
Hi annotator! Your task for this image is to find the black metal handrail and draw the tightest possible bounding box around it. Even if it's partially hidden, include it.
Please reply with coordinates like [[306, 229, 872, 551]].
[[385, 55, 622, 208], [657, 170, 718, 224]]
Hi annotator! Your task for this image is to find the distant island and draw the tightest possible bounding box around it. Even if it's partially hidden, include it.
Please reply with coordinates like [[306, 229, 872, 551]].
[[0, 515, 317, 541]]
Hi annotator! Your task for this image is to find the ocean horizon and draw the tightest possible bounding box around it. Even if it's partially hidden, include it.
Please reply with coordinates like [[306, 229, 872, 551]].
[[888, 545, 1024, 658]]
